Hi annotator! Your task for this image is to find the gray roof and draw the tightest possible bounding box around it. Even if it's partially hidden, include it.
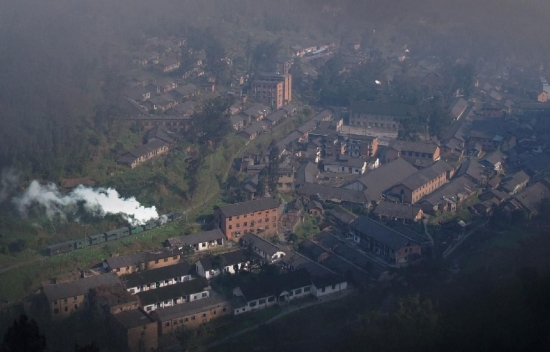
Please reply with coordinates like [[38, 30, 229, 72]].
[[297, 183, 367, 204], [113, 309, 155, 328], [422, 175, 477, 207], [344, 158, 418, 202], [218, 198, 279, 218], [373, 201, 423, 221], [350, 217, 421, 251], [136, 278, 209, 305], [123, 139, 167, 159], [276, 131, 302, 151], [265, 110, 287, 123], [106, 248, 181, 270], [512, 182, 550, 212], [388, 140, 438, 154], [350, 101, 414, 117], [241, 234, 284, 257], [397, 161, 453, 191], [173, 84, 197, 96], [313, 110, 333, 121], [238, 269, 311, 301], [297, 119, 318, 134], [244, 104, 268, 117], [197, 250, 248, 271], [166, 229, 225, 248], [280, 251, 335, 278], [242, 121, 269, 136], [450, 97, 469, 119], [346, 134, 377, 142], [282, 103, 298, 114], [328, 207, 357, 224], [153, 294, 230, 321], [43, 273, 121, 302], [483, 150, 506, 166], [295, 162, 319, 186], [146, 125, 175, 144], [122, 262, 192, 288], [323, 156, 366, 169]]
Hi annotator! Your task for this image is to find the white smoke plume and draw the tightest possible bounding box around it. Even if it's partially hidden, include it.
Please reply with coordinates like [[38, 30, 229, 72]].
[[158, 214, 168, 226], [0, 168, 20, 203], [13, 181, 159, 226]]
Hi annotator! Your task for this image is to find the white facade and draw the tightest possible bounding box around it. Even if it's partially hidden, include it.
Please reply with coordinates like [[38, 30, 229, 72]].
[[323, 163, 365, 175], [254, 248, 286, 263], [232, 285, 312, 315], [192, 239, 224, 252], [311, 281, 347, 298], [143, 290, 210, 312], [127, 274, 193, 294], [196, 261, 248, 280]]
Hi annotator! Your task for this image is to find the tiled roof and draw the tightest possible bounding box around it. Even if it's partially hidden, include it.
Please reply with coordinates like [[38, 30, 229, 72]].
[[350, 101, 414, 117], [166, 229, 225, 248], [136, 278, 209, 305], [217, 198, 279, 218], [350, 217, 421, 250], [43, 273, 121, 302], [197, 250, 248, 271], [122, 262, 192, 288], [153, 294, 230, 321]]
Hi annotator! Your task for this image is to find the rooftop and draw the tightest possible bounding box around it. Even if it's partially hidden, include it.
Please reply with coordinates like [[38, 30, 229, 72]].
[[166, 229, 225, 248], [136, 278, 209, 305], [217, 198, 279, 218], [397, 161, 453, 191], [237, 268, 311, 301], [43, 273, 121, 302], [112, 309, 155, 329], [198, 250, 248, 271], [297, 183, 367, 204], [350, 217, 421, 250], [373, 201, 423, 221], [388, 140, 439, 154], [153, 294, 230, 321], [241, 234, 284, 257], [121, 262, 192, 288], [350, 101, 414, 117]]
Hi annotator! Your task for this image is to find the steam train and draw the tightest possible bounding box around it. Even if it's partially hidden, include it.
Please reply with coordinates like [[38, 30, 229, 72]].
[[46, 212, 183, 256]]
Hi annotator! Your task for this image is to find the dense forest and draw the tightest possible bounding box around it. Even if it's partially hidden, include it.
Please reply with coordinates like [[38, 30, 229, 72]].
[[0, 0, 549, 180]]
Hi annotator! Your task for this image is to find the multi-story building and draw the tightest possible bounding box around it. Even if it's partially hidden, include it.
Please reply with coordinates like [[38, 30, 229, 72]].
[[122, 262, 193, 295], [349, 217, 424, 266], [388, 160, 454, 204], [104, 248, 183, 276], [251, 73, 292, 109], [111, 308, 158, 352], [43, 273, 121, 319], [344, 134, 378, 157], [215, 198, 280, 240], [137, 278, 210, 313], [349, 101, 414, 131]]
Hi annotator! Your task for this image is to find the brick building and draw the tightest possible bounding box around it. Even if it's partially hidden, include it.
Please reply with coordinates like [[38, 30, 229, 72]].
[[215, 198, 280, 240], [349, 101, 415, 131], [343, 134, 378, 157], [152, 294, 232, 334], [388, 160, 454, 204], [385, 140, 440, 166], [251, 73, 292, 110], [105, 248, 183, 276], [111, 308, 158, 352], [43, 273, 121, 320]]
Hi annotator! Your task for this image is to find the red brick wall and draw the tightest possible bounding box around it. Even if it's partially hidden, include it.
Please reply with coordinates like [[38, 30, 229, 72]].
[[218, 207, 279, 241]]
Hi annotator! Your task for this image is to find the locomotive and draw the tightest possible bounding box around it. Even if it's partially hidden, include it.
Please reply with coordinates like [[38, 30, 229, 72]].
[[46, 212, 183, 256]]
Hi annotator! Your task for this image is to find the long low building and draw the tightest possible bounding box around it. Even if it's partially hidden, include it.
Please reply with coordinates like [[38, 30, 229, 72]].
[[196, 250, 249, 279], [137, 278, 210, 312], [297, 183, 367, 208], [122, 262, 193, 294], [152, 294, 232, 334], [116, 140, 169, 169], [165, 229, 225, 252]]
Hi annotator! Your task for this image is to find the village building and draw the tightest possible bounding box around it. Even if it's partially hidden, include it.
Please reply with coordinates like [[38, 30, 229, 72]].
[[385, 141, 440, 167], [343, 134, 378, 157], [297, 183, 368, 208], [307, 200, 324, 217], [342, 158, 418, 207], [105, 248, 183, 276], [152, 294, 232, 334], [250, 73, 292, 110], [116, 140, 169, 169], [122, 114, 192, 133], [238, 120, 270, 140], [322, 155, 367, 174], [310, 275, 348, 298], [499, 171, 530, 195], [232, 269, 313, 315], [420, 175, 478, 213], [165, 229, 225, 252], [122, 262, 193, 295], [94, 284, 140, 315], [215, 198, 280, 240], [502, 182, 550, 219], [137, 278, 210, 312], [457, 159, 488, 186], [349, 101, 415, 131], [349, 217, 423, 266], [387, 161, 454, 204], [154, 58, 181, 73], [43, 272, 121, 319], [372, 201, 424, 223], [111, 308, 158, 352], [195, 250, 249, 279], [450, 97, 470, 120], [239, 234, 286, 263]]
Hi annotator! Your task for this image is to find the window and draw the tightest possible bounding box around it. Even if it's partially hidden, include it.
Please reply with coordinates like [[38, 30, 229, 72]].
[[202, 313, 207, 318], [236, 216, 240, 220], [228, 217, 232, 221], [191, 315, 196, 320], [54, 300, 58, 305], [249, 302, 257, 307], [173, 256, 178, 260], [164, 258, 168, 262], [265, 225, 270, 230], [229, 225, 232, 230], [265, 218, 269, 223], [213, 310, 217, 315], [173, 320, 177, 325], [184, 317, 189, 322], [165, 322, 170, 327], [295, 289, 302, 294], [64, 307, 68, 312], [155, 260, 159, 264], [74, 304, 78, 310], [202, 292, 208, 297], [64, 299, 68, 303], [236, 223, 240, 228], [304, 286, 311, 292], [147, 306, 152, 312], [322, 287, 326, 293], [332, 284, 336, 290], [288, 291, 294, 296], [54, 308, 59, 314], [223, 307, 227, 312], [244, 222, 248, 227], [258, 219, 262, 223], [272, 216, 276, 222], [193, 295, 198, 300], [244, 214, 247, 218], [259, 299, 266, 304]]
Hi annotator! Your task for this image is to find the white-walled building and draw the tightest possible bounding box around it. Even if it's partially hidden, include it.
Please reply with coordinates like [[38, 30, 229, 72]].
[[137, 278, 210, 312], [311, 275, 348, 297], [165, 229, 225, 252], [123, 262, 193, 294], [195, 250, 249, 280], [240, 234, 286, 263]]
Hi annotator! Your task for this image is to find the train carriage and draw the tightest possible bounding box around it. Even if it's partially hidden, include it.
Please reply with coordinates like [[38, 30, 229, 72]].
[[47, 241, 75, 256], [144, 221, 157, 230], [74, 239, 86, 249], [169, 212, 183, 221], [119, 227, 130, 238], [130, 225, 144, 235], [105, 229, 120, 242], [88, 233, 106, 246]]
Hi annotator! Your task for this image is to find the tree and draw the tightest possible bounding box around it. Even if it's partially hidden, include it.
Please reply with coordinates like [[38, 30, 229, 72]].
[[266, 146, 280, 196], [256, 168, 268, 197], [191, 96, 234, 147], [1, 315, 47, 352], [212, 255, 227, 272]]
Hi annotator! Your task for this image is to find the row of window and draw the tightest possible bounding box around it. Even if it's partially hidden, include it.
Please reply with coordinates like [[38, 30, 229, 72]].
[[402, 151, 434, 158], [53, 303, 86, 314], [228, 217, 276, 230], [166, 307, 228, 326], [228, 210, 276, 221]]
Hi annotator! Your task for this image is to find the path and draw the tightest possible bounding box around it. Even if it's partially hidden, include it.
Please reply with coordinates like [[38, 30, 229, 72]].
[[0, 256, 44, 275], [202, 288, 356, 351], [443, 219, 489, 259]]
